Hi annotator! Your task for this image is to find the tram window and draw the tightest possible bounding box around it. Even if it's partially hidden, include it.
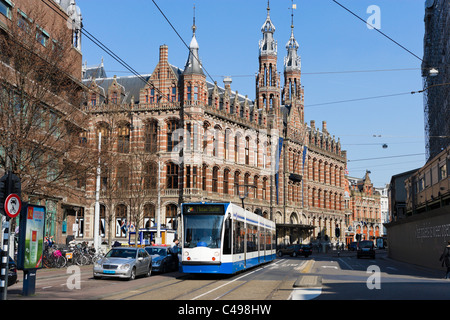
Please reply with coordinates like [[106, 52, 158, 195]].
[[259, 228, 265, 251], [266, 230, 272, 251], [247, 225, 257, 253], [223, 218, 232, 255], [233, 220, 245, 254], [183, 215, 224, 248]]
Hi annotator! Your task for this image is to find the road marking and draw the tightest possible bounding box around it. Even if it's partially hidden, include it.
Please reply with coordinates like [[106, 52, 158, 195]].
[[322, 266, 338, 269], [289, 288, 322, 300], [338, 258, 354, 270], [191, 260, 284, 300]]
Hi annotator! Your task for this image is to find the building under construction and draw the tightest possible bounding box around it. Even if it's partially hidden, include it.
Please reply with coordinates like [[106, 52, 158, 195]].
[[422, 0, 450, 161]]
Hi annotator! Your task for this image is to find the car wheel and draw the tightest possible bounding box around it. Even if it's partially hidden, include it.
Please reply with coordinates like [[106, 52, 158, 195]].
[[292, 252, 297, 257], [129, 267, 136, 280], [146, 265, 152, 277], [277, 251, 283, 257]]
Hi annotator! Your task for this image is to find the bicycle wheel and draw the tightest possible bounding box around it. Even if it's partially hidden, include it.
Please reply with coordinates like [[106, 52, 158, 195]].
[[56, 255, 67, 268]]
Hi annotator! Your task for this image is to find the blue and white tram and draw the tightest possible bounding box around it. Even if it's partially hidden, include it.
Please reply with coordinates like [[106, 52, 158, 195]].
[[180, 202, 276, 274]]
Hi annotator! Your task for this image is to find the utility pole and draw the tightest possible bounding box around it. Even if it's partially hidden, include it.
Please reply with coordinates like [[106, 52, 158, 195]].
[[94, 132, 101, 252]]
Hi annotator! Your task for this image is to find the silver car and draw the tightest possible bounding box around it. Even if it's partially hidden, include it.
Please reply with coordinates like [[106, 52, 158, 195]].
[[93, 247, 152, 280]]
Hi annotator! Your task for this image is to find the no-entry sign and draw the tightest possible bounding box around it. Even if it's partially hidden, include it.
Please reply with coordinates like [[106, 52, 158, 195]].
[[4, 194, 21, 218]]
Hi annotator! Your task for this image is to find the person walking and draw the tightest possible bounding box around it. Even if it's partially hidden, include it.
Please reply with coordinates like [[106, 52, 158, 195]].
[[440, 241, 450, 279]]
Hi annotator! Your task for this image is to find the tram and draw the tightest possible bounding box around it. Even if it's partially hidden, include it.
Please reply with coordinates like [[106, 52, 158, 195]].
[[180, 202, 276, 274]]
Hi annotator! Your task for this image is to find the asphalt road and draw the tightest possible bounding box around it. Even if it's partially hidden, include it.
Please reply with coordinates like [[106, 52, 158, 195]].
[[7, 249, 450, 302]]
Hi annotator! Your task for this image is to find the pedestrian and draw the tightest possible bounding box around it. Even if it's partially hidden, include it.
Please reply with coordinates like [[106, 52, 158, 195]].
[[440, 241, 450, 279]]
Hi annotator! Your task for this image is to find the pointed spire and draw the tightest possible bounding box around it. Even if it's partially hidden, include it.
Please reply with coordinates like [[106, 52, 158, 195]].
[[184, 4, 204, 75], [259, 0, 277, 55], [284, 1, 301, 71]]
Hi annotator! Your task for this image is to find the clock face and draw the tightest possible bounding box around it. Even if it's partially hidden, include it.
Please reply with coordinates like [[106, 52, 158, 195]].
[[426, 0, 435, 8]]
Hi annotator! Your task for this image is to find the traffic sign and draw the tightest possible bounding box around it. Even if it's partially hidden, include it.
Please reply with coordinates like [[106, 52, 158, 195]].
[[4, 193, 21, 218]]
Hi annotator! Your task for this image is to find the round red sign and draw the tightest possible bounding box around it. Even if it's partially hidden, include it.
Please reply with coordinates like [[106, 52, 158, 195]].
[[4, 194, 21, 218]]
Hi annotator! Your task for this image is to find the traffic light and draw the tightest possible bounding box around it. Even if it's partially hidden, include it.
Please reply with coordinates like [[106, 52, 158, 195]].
[[0, 174, 7, 212], [0, 172, 21, 214], [335, 227, 340, 238]]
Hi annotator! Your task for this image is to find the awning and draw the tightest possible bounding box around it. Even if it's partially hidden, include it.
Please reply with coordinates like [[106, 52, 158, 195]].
[[276, 223, 315, 230]]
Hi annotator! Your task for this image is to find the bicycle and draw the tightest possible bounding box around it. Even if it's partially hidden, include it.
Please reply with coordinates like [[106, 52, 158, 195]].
[[43, 246, 67, 268]]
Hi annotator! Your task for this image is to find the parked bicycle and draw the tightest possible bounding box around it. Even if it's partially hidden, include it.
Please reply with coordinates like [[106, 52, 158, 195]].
[[43, 246, 67, 268]]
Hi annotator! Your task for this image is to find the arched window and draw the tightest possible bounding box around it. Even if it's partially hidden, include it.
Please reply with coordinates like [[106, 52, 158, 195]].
[[262, 177, 267, 200], [223, 169, 230, 195], [115, 204, 127, 237], [234, 134, 240, 163], [144, 162, 157, 190], [166, 162, 179, 189], [167, 119, 179, 152], [116, 162, 129, 190], [166, 204, 178, 229], [202, 164, 207, 191], [117, 123, 130, 153], [144, 203, 155, 228], [234, 171, 240, 196], [96, 123, 110, 151], [145, 120, 158, 153], [245, 137, 250, 165], [212, 166, 219, 192]]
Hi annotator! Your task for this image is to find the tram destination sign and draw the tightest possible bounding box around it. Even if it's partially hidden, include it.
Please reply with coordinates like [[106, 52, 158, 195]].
[[183, 204, 225, 214]]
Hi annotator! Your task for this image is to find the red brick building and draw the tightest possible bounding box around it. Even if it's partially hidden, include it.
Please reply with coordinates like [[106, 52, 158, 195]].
[[81, 3, 347, 246], [346, 171, 382, 245]]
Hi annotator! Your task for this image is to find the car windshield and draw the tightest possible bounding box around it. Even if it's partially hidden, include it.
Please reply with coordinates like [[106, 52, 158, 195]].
[[106, 249, 137, 259], [359, 241, 373, 248], [145, 248, 167, 256], [183, 214, 224, 248]]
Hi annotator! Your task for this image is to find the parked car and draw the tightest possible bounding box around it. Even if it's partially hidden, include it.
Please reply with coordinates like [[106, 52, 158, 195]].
[[357, 240, 375, 259], [277, 244, 312, 257], [0, 250, 17, 286], [93, 247, 152, 280], [348, 242, 358, 251], [145, 246, 178, 273]]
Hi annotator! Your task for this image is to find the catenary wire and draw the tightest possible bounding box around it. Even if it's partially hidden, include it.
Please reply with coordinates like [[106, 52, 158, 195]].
[[331, 0, 423, 62]]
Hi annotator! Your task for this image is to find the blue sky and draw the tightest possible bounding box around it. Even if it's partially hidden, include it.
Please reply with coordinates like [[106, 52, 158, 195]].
[[77, 0, 427, 187]]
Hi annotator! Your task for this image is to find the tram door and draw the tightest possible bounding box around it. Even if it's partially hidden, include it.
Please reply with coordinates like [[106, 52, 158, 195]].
[[243, 222, 247, 268]]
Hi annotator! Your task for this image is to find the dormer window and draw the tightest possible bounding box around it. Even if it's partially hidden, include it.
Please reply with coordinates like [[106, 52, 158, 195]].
[[110, 92, 118, 104]]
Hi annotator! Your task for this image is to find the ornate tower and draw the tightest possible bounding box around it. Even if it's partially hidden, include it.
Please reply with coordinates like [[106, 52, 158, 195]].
[[282, 2, 304, 128], [255, 1, 280, 117], [182, 9, 207, 106]]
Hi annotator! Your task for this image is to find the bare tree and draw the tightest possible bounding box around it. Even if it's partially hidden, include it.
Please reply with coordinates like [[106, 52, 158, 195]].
[[0, 5, 97, 199]]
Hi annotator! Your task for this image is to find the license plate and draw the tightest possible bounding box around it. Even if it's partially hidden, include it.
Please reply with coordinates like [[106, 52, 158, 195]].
[[103, 270, 115, 274]]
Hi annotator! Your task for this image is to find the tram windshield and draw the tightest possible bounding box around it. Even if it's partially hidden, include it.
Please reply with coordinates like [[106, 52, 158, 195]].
[[183, 214, 224, 249]]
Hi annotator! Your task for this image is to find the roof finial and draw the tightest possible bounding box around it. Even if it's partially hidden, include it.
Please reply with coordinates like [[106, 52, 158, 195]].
[[290, 0, 297, 29], [192, 4, 196, 34]]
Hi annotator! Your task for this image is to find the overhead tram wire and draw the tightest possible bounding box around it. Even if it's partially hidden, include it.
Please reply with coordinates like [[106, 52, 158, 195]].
[[151, 0, 217, 86], [331, 0, 423, 63], [348, 153, 425, 162], [304, 91, 414, 108]]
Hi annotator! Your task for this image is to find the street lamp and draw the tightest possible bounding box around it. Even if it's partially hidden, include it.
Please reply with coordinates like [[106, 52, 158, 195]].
[[411, 82, 450, 95], [238, 184, 255, 209]]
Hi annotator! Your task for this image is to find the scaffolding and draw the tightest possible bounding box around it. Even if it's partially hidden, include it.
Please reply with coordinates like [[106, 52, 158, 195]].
[[422, 0, 450, 161]]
